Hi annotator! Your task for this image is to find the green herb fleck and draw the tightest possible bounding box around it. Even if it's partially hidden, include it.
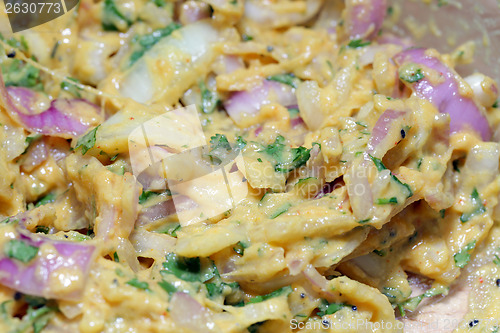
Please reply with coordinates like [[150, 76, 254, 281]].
[[5, 239, 39, 263], [454, 240, 476, 268], [61, 77, 82, 97], [1, 59, 42, 90], [266, 73, 299, 88], [247, 286, 292, 304], [126, 278, 149, 290], [161, 253, 217, 282], [199, 81, 220, 114], [376, 197, 398, 205], [269, 202, 292, 219], [261, 135, 311, 173], [460, 188, 486, 223], [75, 125, 100, 155], [128, 23, 182, 66], [347, 39, 371, 48], [399, 63, 425, 83], [35, 226, 49, 234], [102, 0, 133, 31], [158, 280, 177, 295], [34, 193, 56, 208], [317, 299, 345, 316], [233, 241, 248, 256]]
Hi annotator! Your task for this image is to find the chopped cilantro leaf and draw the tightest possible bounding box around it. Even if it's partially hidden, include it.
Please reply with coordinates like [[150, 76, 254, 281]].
[[152, 0, 166, 6], [369, 155, 387, 171], [199, 81, 220, 114], [60, 77, 82, 97], [347, 39, 371, 48], [1, 59, 42, 90], [5, 239, 39, 263], [23, 134, 42, 154], [247, 286, 292, 303], [128, 23, 182, 66], [35, 193, 56, 207], [460, 188, 486, 223], [266, 73, 299, 88], [399, 63, 425, 83], [75, 125, 100, 155], [269, 202, 292, 219], [102, 0, 133, 31], [158, 280, 177, 295], [161, 223, 181, 237], [233, 241, 248, 255], [126, 278, 149, 290], [376, 197, 398, 205], [288, 108, 300, 118], [205, 281, 239, 298], [317, 299, 345, 316], [493, 254, 500, 266], [454, 240, 476, 268], [138, 191, 160, 204], [261, 135, 311, 173], [208, 134, 232, 165], [35, 226, 49, 234], [161, 253, 217, 282]]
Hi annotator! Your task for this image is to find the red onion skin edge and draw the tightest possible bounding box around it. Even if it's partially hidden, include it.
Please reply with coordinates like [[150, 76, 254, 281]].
[[0, 230, 96, 300], [346, 0, 387, 41], [394, 48, 491, 141], [0, 73, 100, 137]]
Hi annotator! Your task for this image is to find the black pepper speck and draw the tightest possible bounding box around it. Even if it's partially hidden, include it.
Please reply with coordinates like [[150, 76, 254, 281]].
[[496, 279, 500, 287], [401, 129, 406, 138], [300, 293, 306, 299], [352, 305, 357, 311], [469, 319, 479, 327]]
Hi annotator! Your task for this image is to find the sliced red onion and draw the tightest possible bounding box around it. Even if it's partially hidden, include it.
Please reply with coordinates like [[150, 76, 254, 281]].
[[290, 116, 305, 128], [2, 124, 27, 160], [169, 292, 216, 333], [367, 109, 407, 158], [344, 0, 387, 40], [0, 228, 95, 300], [244, 0, 323, 28], [302, 264, 335, 296], [0, 84, 101, 138], [296, 80, 322, 131], [137, 195, 198, 226], [464, 73, 499, 108], [21, 139, 48, 172], [224, 80, 297, 125], [393, 48, 491, 141], [218, 55, 244, 75], [287, 259, 305, 276], [179, 1, 211, 25], [463, 143, 499, 189], [345, 159, 373, 221], [129, 229, 176, 258], [314, 179, 343, 199]]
